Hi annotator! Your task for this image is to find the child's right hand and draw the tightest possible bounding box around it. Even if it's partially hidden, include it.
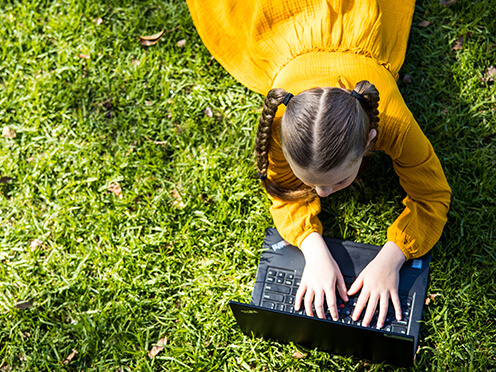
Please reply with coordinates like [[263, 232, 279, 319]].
[[295, 232, 349, 320]]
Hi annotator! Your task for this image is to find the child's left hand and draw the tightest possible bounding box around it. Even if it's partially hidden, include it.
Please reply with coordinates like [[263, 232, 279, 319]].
[[347, 241, 406, 328]]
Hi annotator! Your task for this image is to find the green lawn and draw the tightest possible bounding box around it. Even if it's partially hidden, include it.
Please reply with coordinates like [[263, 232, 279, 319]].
[[0, 0, 495, 371]]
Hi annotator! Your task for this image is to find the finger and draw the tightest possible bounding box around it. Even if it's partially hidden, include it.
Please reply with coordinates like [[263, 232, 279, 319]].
[[325, 286, 339, 321], [314, 291, 325, 319], [391, 290, 402, 321], [352, 289, 368, 322], [336, 274, 349, 302], [362, 293, 379, 327], [347, 274, 364, 296], [304, 289, 315, 317], [376, 293, 390, 329], [294, 283, 307, 311]]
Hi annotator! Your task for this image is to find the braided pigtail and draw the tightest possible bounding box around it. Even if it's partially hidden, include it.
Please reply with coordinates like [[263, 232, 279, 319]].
[[353, 80, 380, 154], [255, 88, 287, 192], [256, 89, 314, 200]]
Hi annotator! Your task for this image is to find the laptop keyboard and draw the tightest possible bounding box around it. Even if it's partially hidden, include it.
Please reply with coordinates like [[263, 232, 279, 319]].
[[261, 267, 412, 335]]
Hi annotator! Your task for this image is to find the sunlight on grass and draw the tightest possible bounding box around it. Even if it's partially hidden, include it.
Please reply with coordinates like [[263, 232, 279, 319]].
[[0, 0, 495, 371]]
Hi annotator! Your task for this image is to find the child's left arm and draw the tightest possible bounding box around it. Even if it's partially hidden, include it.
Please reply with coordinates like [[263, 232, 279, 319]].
[[376, 86, 452, 260], [347, 241, 406, 328]]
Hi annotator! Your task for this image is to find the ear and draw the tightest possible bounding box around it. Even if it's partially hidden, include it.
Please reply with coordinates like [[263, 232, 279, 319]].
[[367, 129, 377, 146]]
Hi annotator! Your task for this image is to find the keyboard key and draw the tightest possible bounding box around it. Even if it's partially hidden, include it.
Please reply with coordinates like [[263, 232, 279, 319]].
[[343, 316, 352, 324], [268, 270, 277, 276], [392, 325, 407, 334], [263, 293, 284, 302], [265, 284, 291, 294], [262, 301, 275, 309], [392, 319, 408, 326]]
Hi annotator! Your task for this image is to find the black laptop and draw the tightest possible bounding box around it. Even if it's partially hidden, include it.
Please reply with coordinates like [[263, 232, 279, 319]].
[[229, 228, 431, 366]]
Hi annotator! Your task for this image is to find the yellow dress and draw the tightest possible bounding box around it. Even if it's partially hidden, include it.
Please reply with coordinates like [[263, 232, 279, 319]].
[[187, 0, 451, 259]]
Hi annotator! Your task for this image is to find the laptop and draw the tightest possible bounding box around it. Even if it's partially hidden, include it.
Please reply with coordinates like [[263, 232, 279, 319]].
[[229, 228, 431, 367]]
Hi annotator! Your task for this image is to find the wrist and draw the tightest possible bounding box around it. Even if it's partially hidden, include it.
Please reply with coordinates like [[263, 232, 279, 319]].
[[300, 232, 333, 261], [380, 241, 406, 270]]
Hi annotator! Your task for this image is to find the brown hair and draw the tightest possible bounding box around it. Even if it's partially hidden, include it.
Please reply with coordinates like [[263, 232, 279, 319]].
[[255, 80, 379, 201]]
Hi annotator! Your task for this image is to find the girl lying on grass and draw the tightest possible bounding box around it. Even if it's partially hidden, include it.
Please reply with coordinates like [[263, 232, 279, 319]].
[[187, 0, 451, 328]]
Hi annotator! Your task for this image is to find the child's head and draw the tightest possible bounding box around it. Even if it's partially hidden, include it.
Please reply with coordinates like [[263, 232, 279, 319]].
[[255, 80, 379, 200]]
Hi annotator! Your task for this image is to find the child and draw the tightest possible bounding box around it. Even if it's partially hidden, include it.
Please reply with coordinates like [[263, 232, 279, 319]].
[[187, 0, 451, 328]]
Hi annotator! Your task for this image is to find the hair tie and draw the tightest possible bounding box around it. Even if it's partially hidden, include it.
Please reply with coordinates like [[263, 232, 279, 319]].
[[350, 90, 365, 102], [258, 172, 267, 181], [282, 93, 294, 106]]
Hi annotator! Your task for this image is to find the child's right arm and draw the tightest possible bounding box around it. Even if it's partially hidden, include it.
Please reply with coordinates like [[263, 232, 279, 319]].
[[265, 116, 325, 247]]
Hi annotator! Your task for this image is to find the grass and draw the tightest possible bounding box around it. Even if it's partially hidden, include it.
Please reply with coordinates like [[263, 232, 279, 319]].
[[0, 0, 495, 370]]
